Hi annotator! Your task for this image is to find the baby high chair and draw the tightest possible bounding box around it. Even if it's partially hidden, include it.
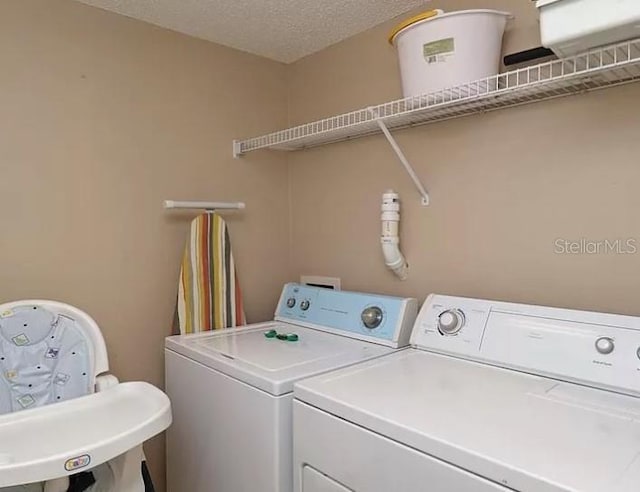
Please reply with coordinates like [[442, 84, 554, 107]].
[[0, 300, 171, 492]]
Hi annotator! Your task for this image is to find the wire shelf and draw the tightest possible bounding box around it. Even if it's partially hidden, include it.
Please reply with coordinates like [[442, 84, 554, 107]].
[[234, 38, 640, 155]]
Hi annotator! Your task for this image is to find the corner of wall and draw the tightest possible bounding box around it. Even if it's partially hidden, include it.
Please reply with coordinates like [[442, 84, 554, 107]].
[[285, 62, 296, 282]]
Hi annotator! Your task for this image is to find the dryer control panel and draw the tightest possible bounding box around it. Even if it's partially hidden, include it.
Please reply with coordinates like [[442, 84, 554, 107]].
[[275, 283, 417, 348], [412, 294, 640, 396]]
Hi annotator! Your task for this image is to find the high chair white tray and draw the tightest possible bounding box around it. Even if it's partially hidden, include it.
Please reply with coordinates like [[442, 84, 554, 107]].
[[0, 381, 171, 487]]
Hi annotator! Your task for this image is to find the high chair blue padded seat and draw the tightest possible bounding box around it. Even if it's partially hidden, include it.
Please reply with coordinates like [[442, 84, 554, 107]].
[[0, 300, 171, 492]]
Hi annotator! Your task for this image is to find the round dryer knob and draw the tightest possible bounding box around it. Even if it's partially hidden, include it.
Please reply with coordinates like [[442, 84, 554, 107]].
[[595, 337, 615, 355], [361, 306, 384, 329], [300, 300, 310, 311], [286, 298, 296, 308], [438, 309, 465, 336]]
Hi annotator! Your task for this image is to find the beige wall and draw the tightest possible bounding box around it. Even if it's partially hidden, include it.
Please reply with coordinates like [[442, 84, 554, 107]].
[[0, 1, 290, 489], [4, 0, 640, 489], [287, 0, 640, 317]]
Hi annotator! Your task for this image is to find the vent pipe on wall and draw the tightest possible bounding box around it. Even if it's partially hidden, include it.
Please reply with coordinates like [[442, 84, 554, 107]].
[[381, 190, 408, 280]]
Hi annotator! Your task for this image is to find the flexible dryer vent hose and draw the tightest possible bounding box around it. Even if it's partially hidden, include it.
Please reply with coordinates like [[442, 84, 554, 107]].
[[381, 190, 408, 280]]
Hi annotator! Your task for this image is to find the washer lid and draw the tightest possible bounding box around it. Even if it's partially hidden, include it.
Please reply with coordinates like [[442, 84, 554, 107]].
[[165, 322, 395, 396], [295, 349, 640, 492]]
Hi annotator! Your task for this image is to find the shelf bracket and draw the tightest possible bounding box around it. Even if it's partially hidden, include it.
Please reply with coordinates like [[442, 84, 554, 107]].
[[368, 108, 429, 206]]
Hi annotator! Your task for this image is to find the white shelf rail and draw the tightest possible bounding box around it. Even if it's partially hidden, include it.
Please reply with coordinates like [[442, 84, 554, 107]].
[[234, 38, 640, 155], [164, 200, 246, 212]]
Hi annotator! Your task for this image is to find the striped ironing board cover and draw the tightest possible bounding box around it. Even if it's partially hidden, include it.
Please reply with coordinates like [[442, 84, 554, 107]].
[[174, 213, 246, 334]]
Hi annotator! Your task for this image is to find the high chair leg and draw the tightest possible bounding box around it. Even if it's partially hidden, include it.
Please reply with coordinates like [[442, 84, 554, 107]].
[[88, 445, 145, 492], [43, 477, 69, 492]]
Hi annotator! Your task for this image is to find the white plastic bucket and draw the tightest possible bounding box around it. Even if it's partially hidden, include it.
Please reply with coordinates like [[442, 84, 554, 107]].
[[390, 10, 512, 98]]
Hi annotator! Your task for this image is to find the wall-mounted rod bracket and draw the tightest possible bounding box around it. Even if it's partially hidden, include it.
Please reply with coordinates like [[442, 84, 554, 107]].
[[233, 140, 243, 159], [368, 108, 429, 206]]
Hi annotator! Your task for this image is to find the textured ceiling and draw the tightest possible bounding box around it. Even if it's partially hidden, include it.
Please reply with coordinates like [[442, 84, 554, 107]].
[[74, 0, 428, 63]]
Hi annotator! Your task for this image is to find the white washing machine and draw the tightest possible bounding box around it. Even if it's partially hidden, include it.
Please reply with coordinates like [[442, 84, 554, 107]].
[[165, 283, 417, 492], [294, 294, 640, 492]]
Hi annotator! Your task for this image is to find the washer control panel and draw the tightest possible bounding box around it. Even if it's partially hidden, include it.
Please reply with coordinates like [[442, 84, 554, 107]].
[[412, 294, 640, 396], [275, 283, 418, 348]]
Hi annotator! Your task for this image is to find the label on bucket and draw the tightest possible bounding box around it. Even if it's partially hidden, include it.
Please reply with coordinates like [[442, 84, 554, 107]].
[[423, 38, 455, 64]]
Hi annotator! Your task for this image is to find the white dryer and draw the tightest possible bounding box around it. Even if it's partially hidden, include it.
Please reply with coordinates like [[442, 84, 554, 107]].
[[165, 283, 417, 492], [294, 294, 640, 492]]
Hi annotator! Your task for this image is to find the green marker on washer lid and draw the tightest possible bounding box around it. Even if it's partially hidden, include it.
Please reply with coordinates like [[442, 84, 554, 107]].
[[264, 329, 277, 338], [286, 333, 299, 342]]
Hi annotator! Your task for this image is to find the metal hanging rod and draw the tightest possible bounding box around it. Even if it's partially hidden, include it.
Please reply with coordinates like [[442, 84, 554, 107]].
[[163, 200, 246, 211]]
